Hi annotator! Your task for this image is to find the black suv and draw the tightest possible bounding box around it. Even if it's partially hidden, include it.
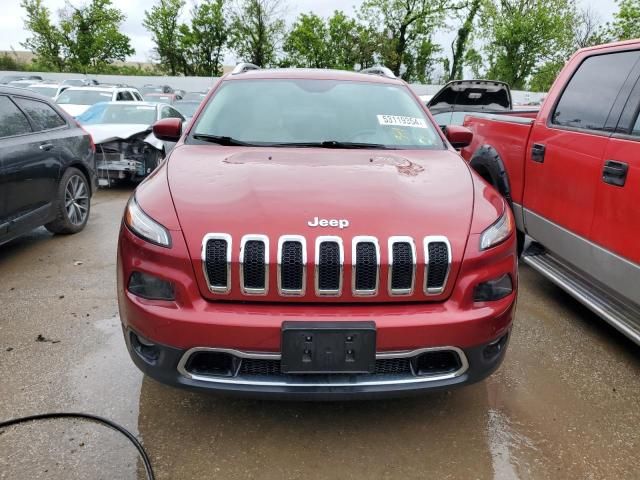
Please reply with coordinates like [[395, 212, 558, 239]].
[[0, 86, 97, 246]]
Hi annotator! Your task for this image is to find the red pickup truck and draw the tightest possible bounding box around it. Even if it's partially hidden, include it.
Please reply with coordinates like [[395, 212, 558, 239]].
[[462, 39, 640, 345]]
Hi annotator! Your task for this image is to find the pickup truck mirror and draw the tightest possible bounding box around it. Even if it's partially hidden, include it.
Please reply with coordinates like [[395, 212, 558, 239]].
[[153, 118, 182, 142], [444, 125, 473, 149]]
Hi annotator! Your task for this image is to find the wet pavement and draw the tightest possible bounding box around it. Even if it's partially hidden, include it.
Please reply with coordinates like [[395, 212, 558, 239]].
[[1, 187, 639, 480]]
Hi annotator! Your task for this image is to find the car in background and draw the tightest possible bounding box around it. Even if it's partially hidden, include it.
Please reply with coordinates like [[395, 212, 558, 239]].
[[56, 86, 143, 117], [62, 78, 100, 87], [0, 74, 42, 84], [142, 92, 180, 105], [428, 80, 520, 127], [7, 79, 44, 89], [173, 100, 201, 120], [76, 101, 184, 184], [181, 91, 208, 102], [26, 83, 69, 99], [0, 86, 97, 246], [141, 84, 174, 95]]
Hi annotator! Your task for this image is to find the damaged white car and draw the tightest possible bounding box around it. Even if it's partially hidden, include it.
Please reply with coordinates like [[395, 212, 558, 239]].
[[76, 102, 185, 185]]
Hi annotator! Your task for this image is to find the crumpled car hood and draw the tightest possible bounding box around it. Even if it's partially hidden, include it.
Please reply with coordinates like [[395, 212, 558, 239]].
[[82, 123, 152, 144]]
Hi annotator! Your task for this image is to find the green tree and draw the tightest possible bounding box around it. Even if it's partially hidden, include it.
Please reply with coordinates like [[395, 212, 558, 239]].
[[327, 11, 378, 70], [283, 13, 329, 68], [448, 0, 481, 81], [607, 0, 640, 40], [20, 0, 65, 71], [181, 0, 229, 76], [481, 0, 576, 90], [59, 0, 134, 73], [143, 0, 185, 75], [230, 0, 286, 67], [359, 0, 453, 80]]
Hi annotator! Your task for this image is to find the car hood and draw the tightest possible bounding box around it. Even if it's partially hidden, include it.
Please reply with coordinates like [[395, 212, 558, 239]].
[[83, 124, 152, 144], [58, 104, 92, 117], [168, 146, 475, 302]]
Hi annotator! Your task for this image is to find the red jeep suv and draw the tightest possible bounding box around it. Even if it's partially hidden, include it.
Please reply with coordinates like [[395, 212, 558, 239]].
[[117, 65, 518, 399]]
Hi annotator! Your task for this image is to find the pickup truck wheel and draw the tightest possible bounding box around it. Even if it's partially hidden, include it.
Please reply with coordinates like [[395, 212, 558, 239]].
[[45, 167, 91, 235]]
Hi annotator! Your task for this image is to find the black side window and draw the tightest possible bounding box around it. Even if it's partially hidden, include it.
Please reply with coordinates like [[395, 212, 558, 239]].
[[552, 51, 640, 132], [0, 96, 33, 138], [14, 97, 66, 131]]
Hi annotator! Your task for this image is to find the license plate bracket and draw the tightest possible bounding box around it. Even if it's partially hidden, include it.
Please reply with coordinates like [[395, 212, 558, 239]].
[[281, 321, 376, 374]]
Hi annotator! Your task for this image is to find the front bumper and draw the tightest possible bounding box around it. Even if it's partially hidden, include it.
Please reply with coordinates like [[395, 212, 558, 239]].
[[125, 328, 510, 400]]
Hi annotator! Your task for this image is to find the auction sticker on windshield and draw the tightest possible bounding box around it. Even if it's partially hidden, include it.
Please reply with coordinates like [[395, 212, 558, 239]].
[[377, 115, 428, 129]]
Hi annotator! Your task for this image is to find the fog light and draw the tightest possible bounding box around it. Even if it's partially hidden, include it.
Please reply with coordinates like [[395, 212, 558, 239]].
[[483, 333, 509, 360], [130, 332, 160, 363], [474, 274, 513, 302], [128, 271, 175, 301]]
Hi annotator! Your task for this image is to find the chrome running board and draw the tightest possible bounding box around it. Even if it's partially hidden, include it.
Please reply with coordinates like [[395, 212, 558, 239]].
[[522, 244, 640, 345]]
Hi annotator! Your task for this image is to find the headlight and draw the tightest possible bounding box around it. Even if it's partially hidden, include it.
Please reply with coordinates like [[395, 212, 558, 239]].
[[479, 209, 513, 250], [124, 196, 171, 247]]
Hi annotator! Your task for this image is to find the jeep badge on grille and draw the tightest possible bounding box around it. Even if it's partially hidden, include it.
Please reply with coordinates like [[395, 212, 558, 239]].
[[307, 217, 349, 229]]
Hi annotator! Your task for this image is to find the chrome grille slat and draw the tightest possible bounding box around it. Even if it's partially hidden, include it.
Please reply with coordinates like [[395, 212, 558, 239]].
[[352, 236, 380, 296], [315, 236, 344, 296], [388, 236, 416, 295], [424, 236, 452, 295], [201, 233, 232, 294], [277, 235, 306, 296], [240, 235, 269, 295]]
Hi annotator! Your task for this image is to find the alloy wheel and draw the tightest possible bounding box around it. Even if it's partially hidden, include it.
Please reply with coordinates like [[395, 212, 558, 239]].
[[65, 174, 89, 226]]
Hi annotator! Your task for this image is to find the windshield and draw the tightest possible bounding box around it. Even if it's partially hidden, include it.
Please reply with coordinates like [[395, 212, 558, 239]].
[[192, 79, 443, 149], [56, 90, 113, 105], [76, 103, 157, 125], [28, 86, 59, 98]]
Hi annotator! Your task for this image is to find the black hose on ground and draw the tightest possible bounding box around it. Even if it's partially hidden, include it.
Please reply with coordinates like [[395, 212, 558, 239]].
[[0, 412, 155, 480]]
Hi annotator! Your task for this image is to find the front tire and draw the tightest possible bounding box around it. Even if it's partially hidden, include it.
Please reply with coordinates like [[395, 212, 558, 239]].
[[45, 167, 91, 235]]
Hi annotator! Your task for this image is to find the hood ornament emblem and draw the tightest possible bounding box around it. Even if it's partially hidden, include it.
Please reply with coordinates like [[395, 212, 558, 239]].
[[307, 217, 349, 229]]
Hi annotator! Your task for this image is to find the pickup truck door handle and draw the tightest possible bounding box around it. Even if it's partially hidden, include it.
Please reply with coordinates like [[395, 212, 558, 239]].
[[39, 143, 54, 151], [531, 143, 546, 163], [602, 160, 628, 187]]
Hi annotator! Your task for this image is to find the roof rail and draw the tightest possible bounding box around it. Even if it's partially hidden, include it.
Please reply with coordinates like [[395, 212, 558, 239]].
[[232, 63, 261, 75], [360, 66, 396, 79]]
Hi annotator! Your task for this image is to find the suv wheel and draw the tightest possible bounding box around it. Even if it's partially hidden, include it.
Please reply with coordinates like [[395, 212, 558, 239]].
[[45, 167, 91, 234]]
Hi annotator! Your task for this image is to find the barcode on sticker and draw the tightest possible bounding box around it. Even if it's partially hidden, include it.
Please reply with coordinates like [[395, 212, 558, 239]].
[[377, 115, 428, 129]]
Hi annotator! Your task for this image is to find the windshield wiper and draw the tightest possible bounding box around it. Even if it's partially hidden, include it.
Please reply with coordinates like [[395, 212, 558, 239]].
[[192, 134, 253, 146], [272, 140, 389, 149]]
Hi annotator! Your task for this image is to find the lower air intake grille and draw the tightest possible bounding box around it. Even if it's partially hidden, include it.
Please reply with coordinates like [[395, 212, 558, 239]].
[[318, 241, 341, 292], [391, 242, 414, 292], [354, 241, 378, 293], [239, 358, 412, 376], [280, 241, 303, 291], [426, 241, 450, 292], [243, 240, 266, 290], [205, 238, 228, 290]]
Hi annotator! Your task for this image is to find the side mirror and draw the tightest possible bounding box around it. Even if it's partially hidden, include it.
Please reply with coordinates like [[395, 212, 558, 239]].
[[444, 125, 473, 149], [153, 118, 182, 142]]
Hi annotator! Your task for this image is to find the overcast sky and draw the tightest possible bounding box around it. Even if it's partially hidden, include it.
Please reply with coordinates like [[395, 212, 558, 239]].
[[0, 0, 620, 63]]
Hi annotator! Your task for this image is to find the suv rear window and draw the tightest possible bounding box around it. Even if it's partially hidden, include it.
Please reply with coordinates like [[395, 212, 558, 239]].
[[552, 51, 640, 131], [193, 79, 443, 149], [14, 97, 66, 131], [0, 96, 32, 138]]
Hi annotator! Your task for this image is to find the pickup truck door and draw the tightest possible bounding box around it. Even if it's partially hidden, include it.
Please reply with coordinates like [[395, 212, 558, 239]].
[[590, 75, 640, 266], [523, 50, 640, 242]]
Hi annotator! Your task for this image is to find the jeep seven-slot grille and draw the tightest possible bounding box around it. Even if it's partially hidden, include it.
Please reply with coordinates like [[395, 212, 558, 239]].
[[205, 238, 229, 290], [203, 234, 451, 297], [390, 241, 414, 292], [317, 241, 341, 293], [280, 241, 304, 292], [354, 241, 379, 293], [426, 240, 450, 293], [242, 240, 266, 291]]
